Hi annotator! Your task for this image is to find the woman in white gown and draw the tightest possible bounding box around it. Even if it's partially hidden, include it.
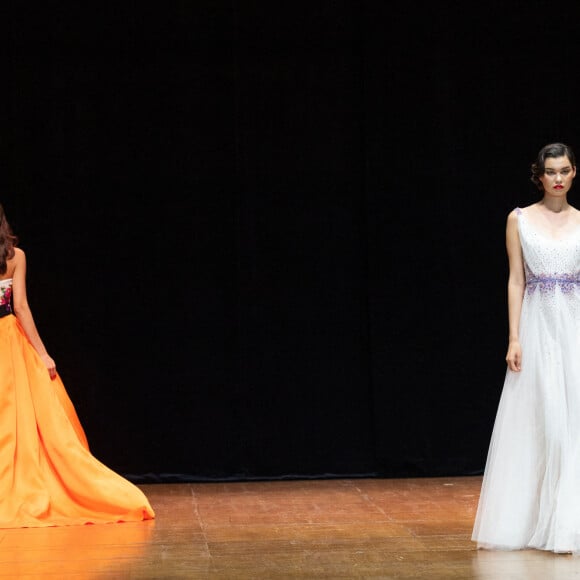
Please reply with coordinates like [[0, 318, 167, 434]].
[[472, 142, 580, 553]]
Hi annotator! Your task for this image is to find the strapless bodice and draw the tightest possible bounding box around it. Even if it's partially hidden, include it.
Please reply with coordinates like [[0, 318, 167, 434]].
[[0, 278, 13, 317]]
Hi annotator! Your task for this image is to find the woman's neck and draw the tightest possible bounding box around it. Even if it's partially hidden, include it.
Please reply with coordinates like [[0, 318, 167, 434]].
[[540, 196, 568, 213]]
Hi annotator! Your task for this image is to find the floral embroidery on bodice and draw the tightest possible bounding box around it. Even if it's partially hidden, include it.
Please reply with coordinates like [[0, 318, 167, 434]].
[[0, 278, 13, 317]]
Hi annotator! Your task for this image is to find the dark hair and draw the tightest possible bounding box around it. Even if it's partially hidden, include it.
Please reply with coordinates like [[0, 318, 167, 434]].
[[531, 142, 577, 190], [0, 204, 18, 275]]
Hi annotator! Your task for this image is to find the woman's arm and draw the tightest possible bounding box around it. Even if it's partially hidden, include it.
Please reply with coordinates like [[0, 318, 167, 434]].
[[505, 210, 526, 372], [11, 248, 57, 379]]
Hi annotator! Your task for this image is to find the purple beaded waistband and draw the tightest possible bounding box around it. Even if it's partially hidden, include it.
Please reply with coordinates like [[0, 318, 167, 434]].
[[526, 273, 580, 294]]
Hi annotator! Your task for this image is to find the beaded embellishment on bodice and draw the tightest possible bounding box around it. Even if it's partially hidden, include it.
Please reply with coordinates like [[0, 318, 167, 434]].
[[517, 207, 580, 296], [0, 278, 13, 318]]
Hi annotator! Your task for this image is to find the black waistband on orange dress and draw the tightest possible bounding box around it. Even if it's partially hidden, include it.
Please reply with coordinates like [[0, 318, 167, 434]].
[[0, 304, 12, 318]]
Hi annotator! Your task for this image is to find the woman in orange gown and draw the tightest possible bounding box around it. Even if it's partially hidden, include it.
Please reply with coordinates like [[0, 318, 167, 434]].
[[0, 204, 155, 527]]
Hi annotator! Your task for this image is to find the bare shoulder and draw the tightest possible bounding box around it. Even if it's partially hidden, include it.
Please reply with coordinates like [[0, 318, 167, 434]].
[[4, 247, 26, 280], [507, 202, 541, 222], [506, 208, 523, 241], [517, 202, 541, 214], [570, 205, 580, 225], [9, 248, 26, 272], [506, 207, 523, 225], [507, 209, 519, 222]]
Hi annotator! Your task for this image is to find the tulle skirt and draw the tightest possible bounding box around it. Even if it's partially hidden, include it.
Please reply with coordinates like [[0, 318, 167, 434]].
[[472, 287, 580, 553], [0, 314, 155, 527]]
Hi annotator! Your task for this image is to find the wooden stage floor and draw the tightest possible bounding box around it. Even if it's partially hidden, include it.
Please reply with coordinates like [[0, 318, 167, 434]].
[[1, 475, 579, 579]]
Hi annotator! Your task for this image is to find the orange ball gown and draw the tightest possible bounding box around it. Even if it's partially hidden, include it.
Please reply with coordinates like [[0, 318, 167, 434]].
[[0, 278, 155, 527]]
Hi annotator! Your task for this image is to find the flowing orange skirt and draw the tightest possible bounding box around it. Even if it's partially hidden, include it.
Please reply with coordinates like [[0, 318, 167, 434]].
[[0, 314, 155, 527]]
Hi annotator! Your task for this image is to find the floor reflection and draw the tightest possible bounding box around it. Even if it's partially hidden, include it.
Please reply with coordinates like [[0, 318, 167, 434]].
[[0, 520, 155, 578], [471, 547, 579, 579]]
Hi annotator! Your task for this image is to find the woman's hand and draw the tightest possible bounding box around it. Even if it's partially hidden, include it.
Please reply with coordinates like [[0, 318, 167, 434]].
[[40, 353, 57, 380], [506, 340, 522, 372]]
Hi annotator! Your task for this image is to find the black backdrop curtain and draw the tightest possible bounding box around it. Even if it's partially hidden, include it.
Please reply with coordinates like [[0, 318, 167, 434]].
[[4, 2, 580, 481]]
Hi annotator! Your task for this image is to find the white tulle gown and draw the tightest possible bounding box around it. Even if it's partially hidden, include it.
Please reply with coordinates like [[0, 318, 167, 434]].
[[473, 206, 580, 553]]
